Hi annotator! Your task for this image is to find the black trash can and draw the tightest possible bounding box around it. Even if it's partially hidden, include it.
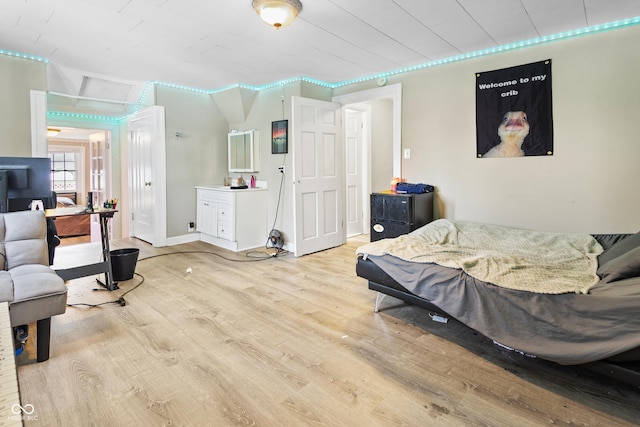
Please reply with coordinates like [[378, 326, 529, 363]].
[[110, 248, 140, 281]]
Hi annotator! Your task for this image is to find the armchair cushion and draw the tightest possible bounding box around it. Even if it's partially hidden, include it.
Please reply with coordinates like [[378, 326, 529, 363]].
[[10, 264, 67, 302], [1, 210, 49, 268]]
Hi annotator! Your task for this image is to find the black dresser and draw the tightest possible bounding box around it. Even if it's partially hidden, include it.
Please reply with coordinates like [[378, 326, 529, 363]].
[[370, 191, 434, 241]]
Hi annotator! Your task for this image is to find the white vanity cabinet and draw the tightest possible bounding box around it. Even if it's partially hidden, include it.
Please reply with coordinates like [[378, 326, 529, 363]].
[[196, 186, 268, 251]]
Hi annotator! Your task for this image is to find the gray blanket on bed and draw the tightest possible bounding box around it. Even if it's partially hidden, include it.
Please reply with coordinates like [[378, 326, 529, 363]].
[[366, 254, 640, 365]]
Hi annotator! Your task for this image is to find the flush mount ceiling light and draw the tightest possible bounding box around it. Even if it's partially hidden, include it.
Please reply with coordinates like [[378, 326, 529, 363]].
[[252, 0, 302, 29], [47, 128, 61, 137]]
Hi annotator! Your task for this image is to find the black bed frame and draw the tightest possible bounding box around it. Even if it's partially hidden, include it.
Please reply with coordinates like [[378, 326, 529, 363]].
[[356, 256, 640, 389]]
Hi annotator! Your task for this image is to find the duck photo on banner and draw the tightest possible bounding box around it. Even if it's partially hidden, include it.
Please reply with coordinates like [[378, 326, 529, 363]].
[[476, 59, 553, 158]]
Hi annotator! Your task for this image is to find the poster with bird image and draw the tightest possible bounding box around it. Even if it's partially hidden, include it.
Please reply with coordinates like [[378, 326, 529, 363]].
[[476, 59, 553, 158]]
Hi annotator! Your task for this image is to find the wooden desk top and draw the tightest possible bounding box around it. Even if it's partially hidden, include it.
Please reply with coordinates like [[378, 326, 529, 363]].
[[45, 207, 118, 218]]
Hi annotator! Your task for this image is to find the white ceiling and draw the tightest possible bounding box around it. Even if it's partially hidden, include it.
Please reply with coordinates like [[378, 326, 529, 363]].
[[2, 0, 640, 100]]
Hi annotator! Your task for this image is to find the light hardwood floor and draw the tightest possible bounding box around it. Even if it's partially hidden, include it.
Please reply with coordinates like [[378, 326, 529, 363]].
[[14, 237, 640, 426], [58, 235, 91, 246]]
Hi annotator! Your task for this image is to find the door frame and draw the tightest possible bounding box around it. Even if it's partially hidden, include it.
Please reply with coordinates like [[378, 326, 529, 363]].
[[38, 123, 123, 241], [333, 84, 402, 178], [332, 83, 402, 238], [127, 106, 167, 247], [30, 90, 48, 157], [344, 106, 370, 237]]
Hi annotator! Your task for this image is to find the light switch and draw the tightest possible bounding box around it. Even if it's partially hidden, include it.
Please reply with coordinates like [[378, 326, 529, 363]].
[[403, 148, 411, 159]]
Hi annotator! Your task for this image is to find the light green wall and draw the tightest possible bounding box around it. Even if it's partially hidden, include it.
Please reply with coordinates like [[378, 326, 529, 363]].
[[300, 81, 333, 101], [370, 98, 393, 192], [156, 86, 229, 238], [227, 83, 302, 245], [335, 25, 640, 234], [0, 55, 47, 156]]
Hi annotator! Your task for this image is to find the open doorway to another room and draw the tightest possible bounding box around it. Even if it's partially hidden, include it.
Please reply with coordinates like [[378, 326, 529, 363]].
[[334, 84, 401, 239], [344, 106, 369, 238], [48, 127, 112, 247]]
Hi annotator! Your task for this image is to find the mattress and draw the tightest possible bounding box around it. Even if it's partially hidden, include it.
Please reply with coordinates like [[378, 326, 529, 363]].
[[356, 233, 640, 366]]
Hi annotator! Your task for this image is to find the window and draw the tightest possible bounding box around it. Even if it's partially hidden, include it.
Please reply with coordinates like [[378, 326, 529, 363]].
[[49, 152, 77, 191]]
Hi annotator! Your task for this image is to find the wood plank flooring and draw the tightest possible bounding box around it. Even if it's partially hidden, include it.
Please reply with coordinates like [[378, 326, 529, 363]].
[[58, 234, 91, 246], [13, 237, 640, 426]]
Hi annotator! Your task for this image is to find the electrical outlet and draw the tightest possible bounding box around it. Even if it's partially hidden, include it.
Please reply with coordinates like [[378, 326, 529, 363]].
[[188, 222, 195, 232], [278, 166, 285, 174]]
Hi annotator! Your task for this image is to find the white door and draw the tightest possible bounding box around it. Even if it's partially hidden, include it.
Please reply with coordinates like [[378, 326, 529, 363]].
[[292, 96, 344, 257], [345, 109, 365, 237], [127, 106, 167, 246]]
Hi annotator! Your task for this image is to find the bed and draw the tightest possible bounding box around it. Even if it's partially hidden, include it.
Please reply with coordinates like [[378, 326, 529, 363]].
[[52, 192, 91, 237], [355, 219, 640, 388]]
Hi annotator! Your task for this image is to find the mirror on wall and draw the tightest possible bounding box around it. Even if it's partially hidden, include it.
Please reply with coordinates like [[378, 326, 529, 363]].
[[228, 130, 259, 172]]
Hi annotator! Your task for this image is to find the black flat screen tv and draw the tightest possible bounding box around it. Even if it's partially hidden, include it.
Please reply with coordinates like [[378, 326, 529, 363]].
[[0, 156, 52, 213]]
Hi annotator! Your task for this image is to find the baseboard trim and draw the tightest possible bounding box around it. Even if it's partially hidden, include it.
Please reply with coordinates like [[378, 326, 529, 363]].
[[166, 233, 201, 246]]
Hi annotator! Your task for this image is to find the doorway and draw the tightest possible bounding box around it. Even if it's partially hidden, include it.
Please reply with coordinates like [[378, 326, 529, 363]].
[[344, 107, 368, 238], [48, 127, 111, 246], [333, 84, 402, 238], [127, 106, 167, 247], [290, 84, 401, 253]]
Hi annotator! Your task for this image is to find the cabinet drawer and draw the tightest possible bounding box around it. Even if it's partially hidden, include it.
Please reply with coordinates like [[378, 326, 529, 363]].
[[217, 221, 232, 240], [198, 189, 233, 204], [217, 204, 232, 221]]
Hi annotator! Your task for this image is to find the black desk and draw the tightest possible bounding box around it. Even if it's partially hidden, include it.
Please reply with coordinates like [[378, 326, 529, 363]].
[[46, 207, 119, 291]]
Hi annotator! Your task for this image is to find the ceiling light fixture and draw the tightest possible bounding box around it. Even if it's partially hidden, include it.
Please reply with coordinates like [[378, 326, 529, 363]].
[[252, 0, 302, 29], [47, 128, 61, 137]]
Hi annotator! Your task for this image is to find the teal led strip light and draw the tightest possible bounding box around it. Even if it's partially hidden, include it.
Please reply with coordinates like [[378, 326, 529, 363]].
[[151, 76, 332, 95], [0, 48, 48, 62], [3, 15, 636, 115], [147, 15, 640, 96], [47, 110, 124, 122], [331, 15, 640, 88]]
